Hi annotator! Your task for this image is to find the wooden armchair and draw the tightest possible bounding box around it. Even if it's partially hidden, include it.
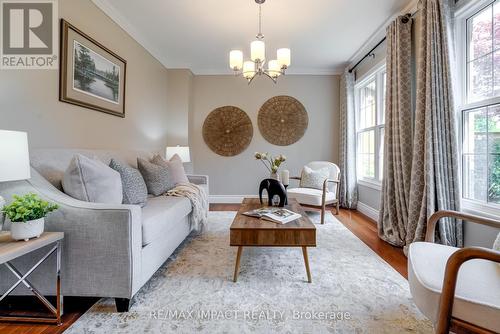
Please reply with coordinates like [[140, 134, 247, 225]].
[[408, 211, 500, 333], [287, 161, 341, 225]]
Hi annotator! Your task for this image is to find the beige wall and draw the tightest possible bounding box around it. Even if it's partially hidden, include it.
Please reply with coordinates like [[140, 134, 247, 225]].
[[190, 75, 340, 196], [166, 69, 193, 146], [0, 0, 169, 151]]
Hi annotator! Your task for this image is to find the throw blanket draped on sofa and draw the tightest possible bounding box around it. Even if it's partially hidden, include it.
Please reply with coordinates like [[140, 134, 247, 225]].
[[166, 183, 208, 232]]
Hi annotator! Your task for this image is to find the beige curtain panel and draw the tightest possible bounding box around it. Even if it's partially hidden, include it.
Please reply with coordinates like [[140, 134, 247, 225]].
[[378, 16, 413, 247], [378, 0, 462, 250], [406, 0, 461, 248], [339, 70, 358, 209]]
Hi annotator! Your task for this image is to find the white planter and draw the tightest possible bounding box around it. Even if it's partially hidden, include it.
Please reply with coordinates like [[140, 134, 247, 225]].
[[10, 218, 44, 241]]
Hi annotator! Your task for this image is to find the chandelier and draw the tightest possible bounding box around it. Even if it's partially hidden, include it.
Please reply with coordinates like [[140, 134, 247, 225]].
[[229, 0, 291, 84]]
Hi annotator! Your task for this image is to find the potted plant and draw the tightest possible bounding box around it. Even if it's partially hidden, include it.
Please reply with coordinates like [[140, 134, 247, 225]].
[[1, 193, 58, 241], [254, 152, 287, 180]]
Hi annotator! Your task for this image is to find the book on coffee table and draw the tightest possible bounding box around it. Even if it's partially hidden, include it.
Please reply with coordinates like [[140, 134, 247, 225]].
[[243, 207, 301, 224]]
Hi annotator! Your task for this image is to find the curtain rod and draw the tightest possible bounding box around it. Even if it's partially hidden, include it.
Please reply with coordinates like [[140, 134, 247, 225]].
[[348, 10, 419, 73]]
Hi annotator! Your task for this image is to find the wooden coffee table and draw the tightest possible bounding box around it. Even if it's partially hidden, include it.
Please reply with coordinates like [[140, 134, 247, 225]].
[[230, 198, 316, 283]]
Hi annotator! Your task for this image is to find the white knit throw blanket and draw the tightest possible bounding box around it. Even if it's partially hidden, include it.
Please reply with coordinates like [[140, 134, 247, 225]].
[[166, 183, 208, 233]]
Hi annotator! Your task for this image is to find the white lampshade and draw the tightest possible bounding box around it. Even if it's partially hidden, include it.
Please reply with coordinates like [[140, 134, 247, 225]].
[[277, 48, 291, 68], [229, 50, 243, 71], [251, 40, 265, 62], [166, 146, 191, 163], [243, 61, 256, 79], [0, 130, 30, 182], [268, 59, 281, 77]]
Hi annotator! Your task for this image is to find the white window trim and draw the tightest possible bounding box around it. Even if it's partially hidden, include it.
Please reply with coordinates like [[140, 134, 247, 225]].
[[355, 62, 386, 190], [455, 0, 500, 215]]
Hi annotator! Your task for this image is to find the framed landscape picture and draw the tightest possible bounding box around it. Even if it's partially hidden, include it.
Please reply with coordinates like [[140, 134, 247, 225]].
[[59, 19, 126, 117]]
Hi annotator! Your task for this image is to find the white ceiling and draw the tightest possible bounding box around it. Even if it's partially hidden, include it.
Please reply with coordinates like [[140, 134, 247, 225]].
[[92, 0, 414, 75]]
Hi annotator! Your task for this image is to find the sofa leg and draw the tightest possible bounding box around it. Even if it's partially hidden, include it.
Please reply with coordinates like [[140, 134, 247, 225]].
[[336, 202, 340, 215], [320, 207, 325, 224], [115, 298, 132, 312]]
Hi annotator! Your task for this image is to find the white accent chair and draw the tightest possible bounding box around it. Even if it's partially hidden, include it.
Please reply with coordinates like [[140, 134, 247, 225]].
[[408, 211, 500, 333], [287, 161, 341, 225]]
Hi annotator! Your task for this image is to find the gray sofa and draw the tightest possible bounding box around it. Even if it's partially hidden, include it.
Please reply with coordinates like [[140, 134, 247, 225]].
[[0, 149, 208, 312]]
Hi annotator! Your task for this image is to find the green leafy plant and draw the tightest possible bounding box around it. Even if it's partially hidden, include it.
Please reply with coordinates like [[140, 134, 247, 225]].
[[1, 193, 58, 223]]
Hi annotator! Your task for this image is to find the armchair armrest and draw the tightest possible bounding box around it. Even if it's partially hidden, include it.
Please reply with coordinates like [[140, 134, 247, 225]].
[[424, 210, 500, 333], [425, 210, 500, 243], [322, 178, 341, 202], [290, 176, 302, 181], [436, 247, 500, 334]]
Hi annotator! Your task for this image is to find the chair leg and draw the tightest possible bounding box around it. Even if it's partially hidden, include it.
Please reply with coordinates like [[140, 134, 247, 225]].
[[336, 202, 340, 215], [321, 205, 326, 224]]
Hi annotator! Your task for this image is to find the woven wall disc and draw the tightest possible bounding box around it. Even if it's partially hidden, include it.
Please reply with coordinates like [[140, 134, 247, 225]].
[[258, 96, 308, 146], [203, 106, 253, 157]]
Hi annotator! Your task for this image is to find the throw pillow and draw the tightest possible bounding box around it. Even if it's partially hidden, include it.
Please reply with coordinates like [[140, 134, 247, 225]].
[[62, 154, 123, 204], [109, 159, 148, 207], [151, 154, 189, 186], [137, 158, 171, 196], [299, 166, 330, 191]]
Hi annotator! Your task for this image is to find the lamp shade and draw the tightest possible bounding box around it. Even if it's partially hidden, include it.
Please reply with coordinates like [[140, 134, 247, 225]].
[[0, 130, 30, 182], [268, 60, 281, 77], [277, 48, 291, 67], [243, 61, 256, 79], [229, 50, 243, 70], [166, 146, 191, 163], [251, 40, 265, 62]]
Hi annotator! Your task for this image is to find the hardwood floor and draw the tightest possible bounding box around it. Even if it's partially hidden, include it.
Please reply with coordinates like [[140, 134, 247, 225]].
[[1, 205, 407, 334]]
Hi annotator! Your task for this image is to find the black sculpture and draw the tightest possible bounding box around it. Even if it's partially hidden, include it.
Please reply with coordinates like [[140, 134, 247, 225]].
[[259, 178, 287, 207]]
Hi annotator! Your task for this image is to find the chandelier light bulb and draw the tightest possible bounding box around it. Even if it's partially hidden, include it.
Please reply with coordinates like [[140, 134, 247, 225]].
[[277, 48, 291, 68], [229, 50, 243, 71], [251, 40, 266, 62]]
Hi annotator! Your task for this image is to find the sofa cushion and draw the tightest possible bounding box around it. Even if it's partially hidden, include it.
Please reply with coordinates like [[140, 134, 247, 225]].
[[137, 158, 171, 196], [141, 196, 192, 246], [109, 159, 148, 207], [287, 187, 337, 206], [408, 242, 500, 332], [151, 154, 189, 186], [62, 154, 123, 204]]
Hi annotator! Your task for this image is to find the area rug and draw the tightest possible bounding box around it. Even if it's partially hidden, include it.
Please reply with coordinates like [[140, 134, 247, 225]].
[[65, 211, 432, 334]]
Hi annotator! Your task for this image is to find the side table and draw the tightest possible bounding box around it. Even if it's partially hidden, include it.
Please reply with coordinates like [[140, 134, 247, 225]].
[[0, 231, 64, 324]]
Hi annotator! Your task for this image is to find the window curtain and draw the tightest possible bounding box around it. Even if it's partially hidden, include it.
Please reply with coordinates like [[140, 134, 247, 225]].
[[406, 0, 462, 248], [339, 70, 358, 209], [378, 16, 413, 247]]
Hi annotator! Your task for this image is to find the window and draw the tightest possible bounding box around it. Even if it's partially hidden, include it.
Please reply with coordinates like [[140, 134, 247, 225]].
[[459, 1, 500, 208], [355, 66, 386, 186]]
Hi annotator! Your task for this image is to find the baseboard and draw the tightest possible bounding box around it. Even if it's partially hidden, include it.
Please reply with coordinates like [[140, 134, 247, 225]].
[[209, 195, 261, 203], [356, 201, 379, 222]]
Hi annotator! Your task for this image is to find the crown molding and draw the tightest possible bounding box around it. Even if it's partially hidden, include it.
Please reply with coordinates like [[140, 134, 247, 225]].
[[91, 0, 171, 68], [347, 0, 419, 69]]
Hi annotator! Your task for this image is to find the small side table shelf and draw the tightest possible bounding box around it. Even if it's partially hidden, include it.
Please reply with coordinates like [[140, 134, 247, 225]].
[[0, 231, 64, 325]]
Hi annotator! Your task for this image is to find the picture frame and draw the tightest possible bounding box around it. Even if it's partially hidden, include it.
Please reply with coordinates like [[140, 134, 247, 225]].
[[59, 19, 127, 118]]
